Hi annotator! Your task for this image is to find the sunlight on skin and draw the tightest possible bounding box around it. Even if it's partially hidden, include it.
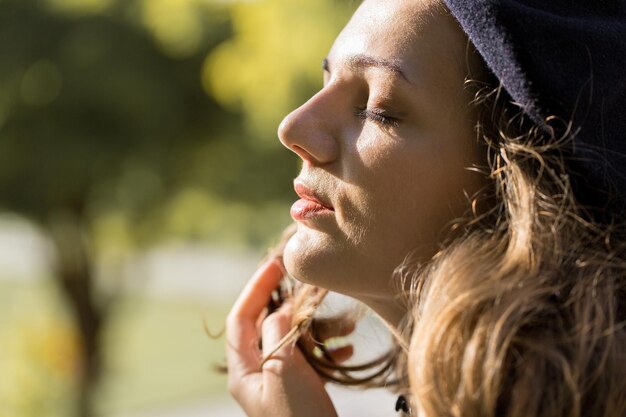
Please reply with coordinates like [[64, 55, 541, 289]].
[[280, 0, 486, 326]]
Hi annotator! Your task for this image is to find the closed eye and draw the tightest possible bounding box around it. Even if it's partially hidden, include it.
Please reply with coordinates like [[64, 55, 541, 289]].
[[355, 107, 399, 127]]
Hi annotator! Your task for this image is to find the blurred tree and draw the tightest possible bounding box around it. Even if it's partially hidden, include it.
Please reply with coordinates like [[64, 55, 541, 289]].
[[0, 0, 356, 415], [204, 0, 356, 139], [0, 0, 234, 415]]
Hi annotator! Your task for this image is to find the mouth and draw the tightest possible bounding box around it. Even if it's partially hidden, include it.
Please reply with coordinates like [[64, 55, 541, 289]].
[[291, 181, 334, 220]]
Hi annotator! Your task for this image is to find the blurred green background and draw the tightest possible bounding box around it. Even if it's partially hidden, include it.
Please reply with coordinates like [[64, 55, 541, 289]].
[[0, 0, 356, 416]]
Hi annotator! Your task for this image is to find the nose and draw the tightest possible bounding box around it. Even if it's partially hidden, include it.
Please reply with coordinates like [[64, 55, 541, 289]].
[[277, 88, 340, 166]]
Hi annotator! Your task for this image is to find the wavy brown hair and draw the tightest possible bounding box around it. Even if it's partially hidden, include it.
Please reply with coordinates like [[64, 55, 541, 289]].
[[403, 78, 626, 416], [261, 34, 626, 417]]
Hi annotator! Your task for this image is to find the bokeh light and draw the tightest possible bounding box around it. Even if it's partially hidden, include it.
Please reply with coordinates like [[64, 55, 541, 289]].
[[0, 1, 366, 416]]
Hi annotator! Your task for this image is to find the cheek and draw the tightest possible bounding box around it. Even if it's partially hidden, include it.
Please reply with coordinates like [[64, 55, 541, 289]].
[[360, 138, 437, 212], [283, 130, 484, 293], [356, 136, 477, 257]]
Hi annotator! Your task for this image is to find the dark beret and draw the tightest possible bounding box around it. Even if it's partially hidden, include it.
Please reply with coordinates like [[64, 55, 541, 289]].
[[444, 0, 626, 215]]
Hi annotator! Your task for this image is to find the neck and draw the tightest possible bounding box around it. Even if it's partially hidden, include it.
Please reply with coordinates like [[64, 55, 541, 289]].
[[358, 293, 408, 329]]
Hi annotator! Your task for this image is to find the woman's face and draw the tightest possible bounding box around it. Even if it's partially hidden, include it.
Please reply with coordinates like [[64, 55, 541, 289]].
[[279, 0, 485, 319]]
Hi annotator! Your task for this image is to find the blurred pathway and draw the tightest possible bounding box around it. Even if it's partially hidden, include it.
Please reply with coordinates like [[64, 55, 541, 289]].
[[0, 218, 399, 417]]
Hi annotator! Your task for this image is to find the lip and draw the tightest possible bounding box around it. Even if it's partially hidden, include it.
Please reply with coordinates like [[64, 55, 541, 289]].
[[290, 181, 334, 221], [293, 181, 334, 211]]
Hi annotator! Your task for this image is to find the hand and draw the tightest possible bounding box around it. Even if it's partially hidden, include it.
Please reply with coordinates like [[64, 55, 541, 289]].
[[226, 259, 339, 417]]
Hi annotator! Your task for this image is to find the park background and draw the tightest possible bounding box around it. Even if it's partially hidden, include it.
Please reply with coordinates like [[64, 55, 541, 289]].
[[0, 0, 396, 416]]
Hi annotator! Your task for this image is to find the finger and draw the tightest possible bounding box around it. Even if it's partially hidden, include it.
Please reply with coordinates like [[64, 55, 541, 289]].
[[228, 302, 290, 411], [226, 259, 284, 378], [261, 302, 294, 359], [230, 258, 284, 321], [254, 308, 269, 342], [302, 331, 354, 363], [325, 344, 354, 363], [301, 318, 356, 362], [299, 333, 354, 368], [311, 318, 356, 343]]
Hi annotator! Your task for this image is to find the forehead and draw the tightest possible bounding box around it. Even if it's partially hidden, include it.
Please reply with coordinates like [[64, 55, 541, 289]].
[[327, 0, 468, 87]]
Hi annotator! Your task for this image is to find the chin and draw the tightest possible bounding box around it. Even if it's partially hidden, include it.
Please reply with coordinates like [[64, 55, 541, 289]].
[[283, 229, 321, 285], [283, 225, 380, 299], [283, 226, 344, 291]]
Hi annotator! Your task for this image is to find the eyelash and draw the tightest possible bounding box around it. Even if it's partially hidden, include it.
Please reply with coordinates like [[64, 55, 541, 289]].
[[355, 107, 399, 127]]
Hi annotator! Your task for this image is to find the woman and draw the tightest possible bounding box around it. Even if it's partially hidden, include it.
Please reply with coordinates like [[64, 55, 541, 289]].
[[226, 0, 626, 416]]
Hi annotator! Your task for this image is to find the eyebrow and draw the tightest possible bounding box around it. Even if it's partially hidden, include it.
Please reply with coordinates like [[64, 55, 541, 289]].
[[322, 54, 411, 83]]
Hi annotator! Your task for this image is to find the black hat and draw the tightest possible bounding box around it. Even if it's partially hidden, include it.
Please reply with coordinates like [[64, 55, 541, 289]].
[[444, 0, 626, 215]]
